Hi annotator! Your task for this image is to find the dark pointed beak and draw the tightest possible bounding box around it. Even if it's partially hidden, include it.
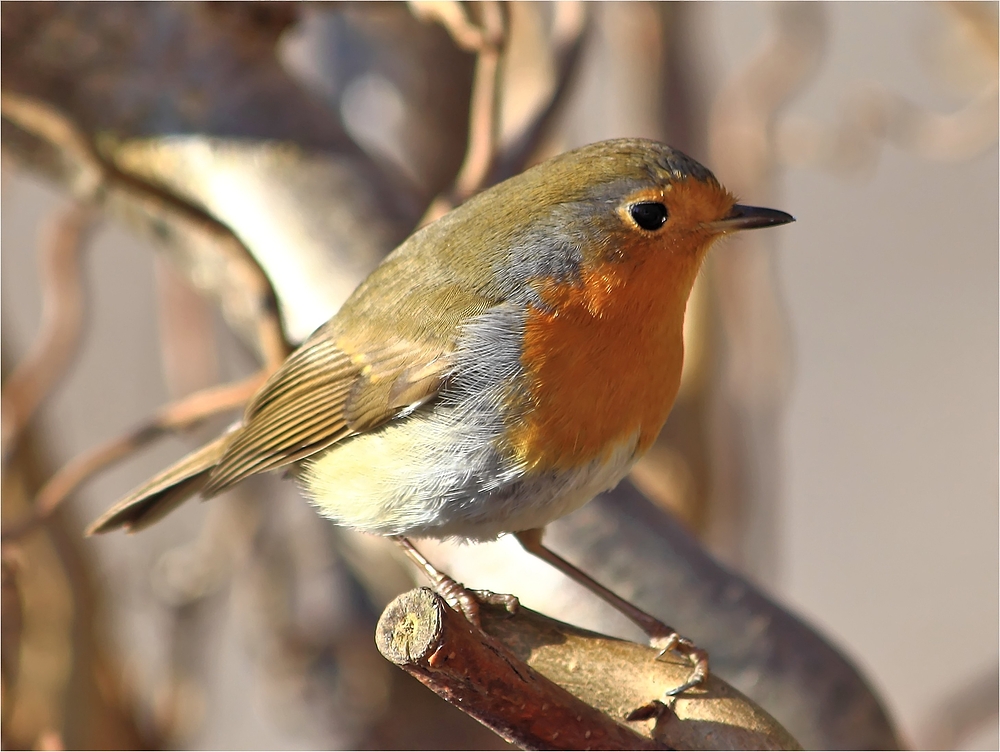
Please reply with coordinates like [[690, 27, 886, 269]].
[[709, 204, 795, 233]]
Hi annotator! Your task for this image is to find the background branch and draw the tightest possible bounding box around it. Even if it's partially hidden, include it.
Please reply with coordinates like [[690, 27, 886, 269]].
[[1, 202, 97, 461], [1, 371, 266, 542]]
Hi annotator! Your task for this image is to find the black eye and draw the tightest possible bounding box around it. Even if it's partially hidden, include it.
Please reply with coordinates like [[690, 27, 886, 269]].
[[629, 202, 668, 231]]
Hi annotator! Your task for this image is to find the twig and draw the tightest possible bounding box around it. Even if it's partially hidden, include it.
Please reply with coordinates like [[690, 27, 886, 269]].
[[416, 1, 507, 224], [376, 588, 667, 751], [486, 2, 591, 184], [709, 3, 826, 189], [416, 3, 588, 220], [774, 2, 1000, 175], [1, 203, 97, 462], [0, 92, 290, 370], [0, 371, 267, 542], [451, 1, 505, 201], [407, 1, 492, 53]]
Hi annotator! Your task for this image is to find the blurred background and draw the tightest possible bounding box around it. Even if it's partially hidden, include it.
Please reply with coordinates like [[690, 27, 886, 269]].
[[2, 2, 997, 749]]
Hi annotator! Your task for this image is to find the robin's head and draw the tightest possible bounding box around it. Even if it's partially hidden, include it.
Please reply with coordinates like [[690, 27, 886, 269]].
[[438, 139, 792, 301], [506, 139, 792, 266], [404, 139, 792, 310]]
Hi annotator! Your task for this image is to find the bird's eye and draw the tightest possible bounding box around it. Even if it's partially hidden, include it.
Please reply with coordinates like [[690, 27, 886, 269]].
[[629, 202, 668, 231]]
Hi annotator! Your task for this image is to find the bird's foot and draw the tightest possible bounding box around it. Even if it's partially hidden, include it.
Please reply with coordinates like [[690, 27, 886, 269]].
[[626, 627, 709, 721], [651, 629, 709, 694], [434, 576, 520, 628], [391, 536, 519, 629]]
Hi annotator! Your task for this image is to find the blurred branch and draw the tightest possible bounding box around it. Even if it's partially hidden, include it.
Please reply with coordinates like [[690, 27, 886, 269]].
[[418, 1, 508, 223], [709, 3, 826, 190], [0, 418, 154, 749], [418, 2, 590, 219], [1, 371, 266, 542], [775, 3, 998, 174], [0, 546, 24, 730], [1, 91, 291, 369], [487, 2, 590, 184], [1, 202, 97, 463], [702, 2, 826, 585], [408, 1, 496, 53], [946, 1, 999, 56], [452, 1, 506, 201], [377, 588, 801, 751], [919, 664, 999, 750], [776, 83, 999, 174]]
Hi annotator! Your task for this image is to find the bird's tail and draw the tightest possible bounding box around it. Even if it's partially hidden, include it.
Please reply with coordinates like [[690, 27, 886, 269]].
[[86, 435, 229, 535]]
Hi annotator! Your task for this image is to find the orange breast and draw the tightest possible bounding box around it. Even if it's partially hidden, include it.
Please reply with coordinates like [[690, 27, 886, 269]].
[[506, 252, 691, 472]]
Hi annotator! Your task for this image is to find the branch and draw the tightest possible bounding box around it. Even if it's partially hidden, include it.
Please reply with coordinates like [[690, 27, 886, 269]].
[[377, 588, 801, 751], [414, 0, 507, 224], [377, 588, 667, 751], [1, 91, 291, 369], [486, 2, 591, 184], [1, 371, 266, 541], [1, 202, 97, 461]]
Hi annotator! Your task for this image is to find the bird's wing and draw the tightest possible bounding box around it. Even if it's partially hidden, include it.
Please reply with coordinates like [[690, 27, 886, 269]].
[[203, 327, 453, 495], [87, 434, 230, 535]]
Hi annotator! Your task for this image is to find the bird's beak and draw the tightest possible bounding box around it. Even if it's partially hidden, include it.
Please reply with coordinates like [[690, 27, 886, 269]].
[[708, 204, 795, 234]]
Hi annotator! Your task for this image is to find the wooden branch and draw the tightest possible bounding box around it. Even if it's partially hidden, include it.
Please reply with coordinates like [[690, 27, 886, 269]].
[[377, 588, 666, 751], [377, 588, 801, 751], [1, 202, 97, 462]]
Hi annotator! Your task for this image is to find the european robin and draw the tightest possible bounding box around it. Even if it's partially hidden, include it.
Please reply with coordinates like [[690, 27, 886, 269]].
[[88, 138, 793, 696]]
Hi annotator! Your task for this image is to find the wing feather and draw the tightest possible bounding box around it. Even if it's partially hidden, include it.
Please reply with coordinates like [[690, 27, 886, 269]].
[[203, 326, 453, 495]]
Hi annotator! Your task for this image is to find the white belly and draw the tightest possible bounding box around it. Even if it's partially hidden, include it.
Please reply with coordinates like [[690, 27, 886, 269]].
[[299, 406, 640, 541]]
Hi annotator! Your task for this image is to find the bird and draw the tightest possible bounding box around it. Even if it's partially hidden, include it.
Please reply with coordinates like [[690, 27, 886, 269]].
[[88, 138, 793, 697]]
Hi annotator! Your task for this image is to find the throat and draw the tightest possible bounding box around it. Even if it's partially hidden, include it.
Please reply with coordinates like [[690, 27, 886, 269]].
[[507, 259, 689, 472]]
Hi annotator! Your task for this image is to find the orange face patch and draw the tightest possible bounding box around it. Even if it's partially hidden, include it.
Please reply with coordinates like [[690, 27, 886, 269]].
[[618, 179, 736, 239]]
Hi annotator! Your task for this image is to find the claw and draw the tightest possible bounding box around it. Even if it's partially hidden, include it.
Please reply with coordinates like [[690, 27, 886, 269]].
[[651, 631, 709, 698], [473, 589, 520, 616], [432, 575, 483, 626], [438, 586, 521, 628], [626, 698, 675, 722]]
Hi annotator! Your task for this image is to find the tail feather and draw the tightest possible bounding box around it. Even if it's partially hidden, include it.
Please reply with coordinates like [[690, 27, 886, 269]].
[[86, 435, 229, 535]]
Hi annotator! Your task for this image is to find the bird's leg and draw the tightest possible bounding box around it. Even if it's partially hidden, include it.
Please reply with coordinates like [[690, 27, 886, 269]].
[[514, 528, 708, 699], [391, 536, 519, 628]]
